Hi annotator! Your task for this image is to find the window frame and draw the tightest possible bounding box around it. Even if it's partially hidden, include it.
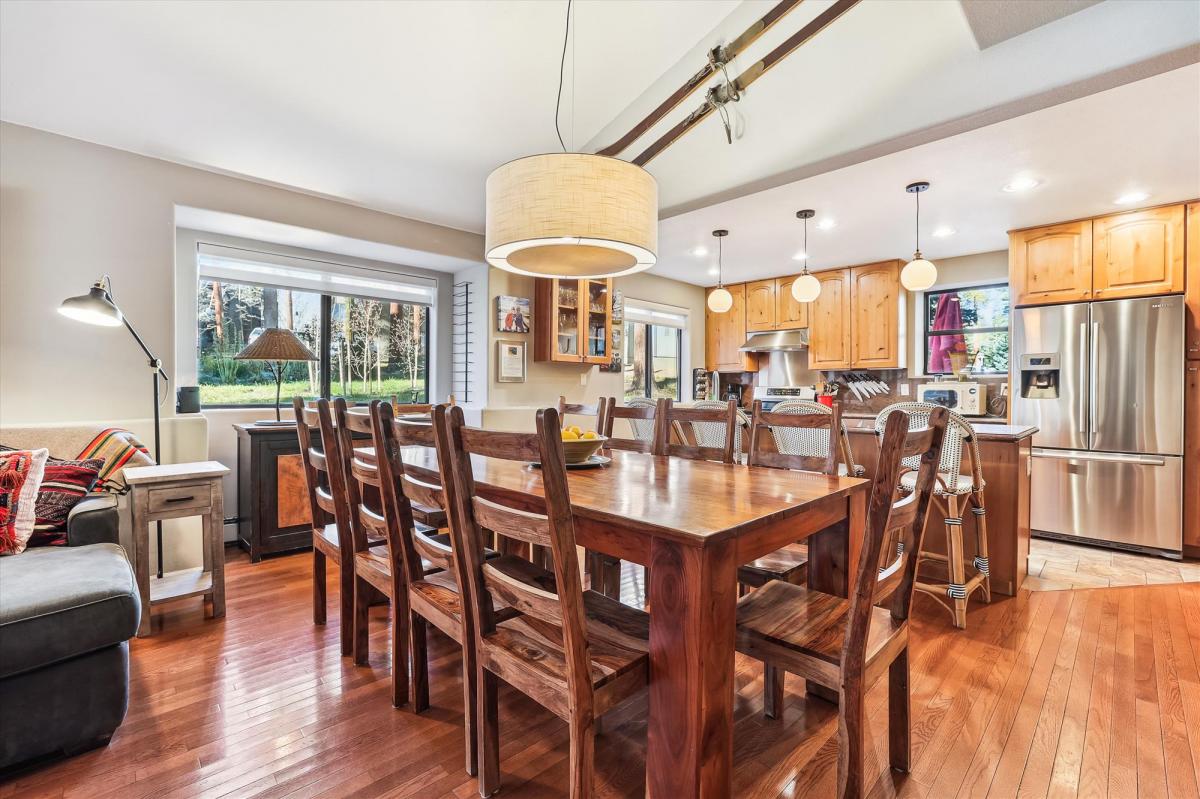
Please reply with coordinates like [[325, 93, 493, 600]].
[[623, 318, 683, 402], [922, 281, 1010, 376]]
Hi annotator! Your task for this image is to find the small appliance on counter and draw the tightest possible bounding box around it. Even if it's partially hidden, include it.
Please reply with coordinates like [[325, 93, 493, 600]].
[[917, 381, 987, 415], [692, 368, 716, 401]]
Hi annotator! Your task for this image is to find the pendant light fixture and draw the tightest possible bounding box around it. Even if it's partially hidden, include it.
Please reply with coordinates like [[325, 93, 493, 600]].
[[485, 0, 658, 279], [901, 181, 938, 291], [790, 209, 820, 303], [706, 229, 733, 313]]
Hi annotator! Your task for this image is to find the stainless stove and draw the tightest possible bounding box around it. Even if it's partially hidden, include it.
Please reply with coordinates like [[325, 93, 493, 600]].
[[752, 385, 817, 411]]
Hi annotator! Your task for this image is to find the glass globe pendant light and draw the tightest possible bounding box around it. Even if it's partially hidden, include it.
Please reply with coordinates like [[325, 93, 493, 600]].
[[901, 181, 938, 291], [706, 229, 733, 313], [790, 209, 821, 302]]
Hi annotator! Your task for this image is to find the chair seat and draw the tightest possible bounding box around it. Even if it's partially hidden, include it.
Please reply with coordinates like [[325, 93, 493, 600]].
[[737, 543, 808, 588], [837, 463, 866, 477], [736, 581, 903, 676], [899, 471, 981, 496]]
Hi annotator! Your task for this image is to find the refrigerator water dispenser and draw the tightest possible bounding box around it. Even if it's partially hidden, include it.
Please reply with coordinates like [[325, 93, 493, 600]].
[[1019, 353, 1060, 399]]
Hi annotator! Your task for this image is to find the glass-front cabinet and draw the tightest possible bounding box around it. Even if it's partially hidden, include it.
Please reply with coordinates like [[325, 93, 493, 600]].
[[534, 277, 613, 365]]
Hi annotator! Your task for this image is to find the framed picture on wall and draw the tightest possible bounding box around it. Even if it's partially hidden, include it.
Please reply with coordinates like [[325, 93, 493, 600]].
[[496, 295, 531, 333], [496, 339, 526, 383], [602, 325, 623, 372]]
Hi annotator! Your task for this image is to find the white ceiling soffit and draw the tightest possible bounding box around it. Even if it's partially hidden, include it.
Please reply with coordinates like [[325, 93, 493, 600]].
[[652, 64, 1200, 287], [174, 207, 481, 274], [588, 0, 1200, 217], [959, 0, 1102, 49]]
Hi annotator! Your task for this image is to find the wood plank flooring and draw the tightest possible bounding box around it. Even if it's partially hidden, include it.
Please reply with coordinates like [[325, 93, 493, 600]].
[[3, 548, 1199, 798]]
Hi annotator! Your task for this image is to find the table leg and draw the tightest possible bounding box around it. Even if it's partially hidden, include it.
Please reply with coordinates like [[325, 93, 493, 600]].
[[805, 489, 867, 702], [646, 536, 737, 799], [132, 489, 152, 638]]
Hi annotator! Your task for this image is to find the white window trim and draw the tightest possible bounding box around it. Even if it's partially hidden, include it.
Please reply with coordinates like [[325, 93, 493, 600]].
[[622, 298, 692, 401]]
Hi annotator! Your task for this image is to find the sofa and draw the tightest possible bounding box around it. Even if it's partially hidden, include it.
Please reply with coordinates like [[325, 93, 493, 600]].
[[0, 494, 141, 770]]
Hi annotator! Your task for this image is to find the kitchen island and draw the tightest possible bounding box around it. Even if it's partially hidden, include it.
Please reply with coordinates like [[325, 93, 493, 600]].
[[842, 417, 1037, 597]]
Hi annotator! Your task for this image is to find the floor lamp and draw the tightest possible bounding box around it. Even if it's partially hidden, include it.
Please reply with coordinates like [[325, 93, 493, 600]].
[[59, 275, 170, 577]]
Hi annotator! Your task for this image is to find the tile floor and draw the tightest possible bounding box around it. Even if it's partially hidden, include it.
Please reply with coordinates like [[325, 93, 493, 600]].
[[1023, 536, 1200, 591]]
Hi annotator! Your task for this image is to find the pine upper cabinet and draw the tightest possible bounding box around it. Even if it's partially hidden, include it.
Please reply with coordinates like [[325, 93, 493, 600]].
[[808, 269, 853, 370], [705, 284, 758, 372], [1092, 204, 1185, 300], [1187, 203, 1200, 360], [533, 277, 612, 365], [1009, 220, 1092, 306], [775, 275, 809, 330], [745, 279, 777, 332], [850, 260, 904, 369]]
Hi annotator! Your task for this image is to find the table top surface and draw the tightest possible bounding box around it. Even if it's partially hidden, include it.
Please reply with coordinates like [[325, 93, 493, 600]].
[[124, 460, 231, 484], [394, 446, 867, 547]]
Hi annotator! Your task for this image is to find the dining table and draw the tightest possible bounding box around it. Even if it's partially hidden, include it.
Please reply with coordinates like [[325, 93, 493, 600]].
[[382, 444, 869, 799]]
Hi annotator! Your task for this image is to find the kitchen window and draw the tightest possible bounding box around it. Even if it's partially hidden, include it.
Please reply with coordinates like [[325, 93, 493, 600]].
[[623, 302, 687, 401], [924, 283, 1010, 375]]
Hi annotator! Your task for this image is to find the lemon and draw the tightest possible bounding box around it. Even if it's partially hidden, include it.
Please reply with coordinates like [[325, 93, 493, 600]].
[[562, 430, 580, 440], [569, 425, 583, 436], [581, 431, 597, 440]]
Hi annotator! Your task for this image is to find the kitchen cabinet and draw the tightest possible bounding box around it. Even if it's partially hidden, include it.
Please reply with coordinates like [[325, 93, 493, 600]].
[[808, 269, 853, 370], [850, 260, 904, 369], [775, 276, 809, 330], [745, 279, 777, 332], [1185, 203, 1200, 360], [533, 277, 613, 365], [1092, 205, 1185, 300], [1009, 220, 1093, 306], [705, 284, 758, 372], [1186, 362, 1200, 556]]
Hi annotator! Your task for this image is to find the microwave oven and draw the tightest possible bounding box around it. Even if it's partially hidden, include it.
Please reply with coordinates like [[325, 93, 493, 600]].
[[917, 381, 987, 415]]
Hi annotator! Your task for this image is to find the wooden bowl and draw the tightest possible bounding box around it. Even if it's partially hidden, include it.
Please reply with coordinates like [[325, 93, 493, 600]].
[[560, 435, 607, 464]]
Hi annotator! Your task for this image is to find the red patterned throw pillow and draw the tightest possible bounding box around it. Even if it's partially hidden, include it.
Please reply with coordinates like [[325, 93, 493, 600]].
[[0, 448, 50, 555], [30, 457, 104, 547]]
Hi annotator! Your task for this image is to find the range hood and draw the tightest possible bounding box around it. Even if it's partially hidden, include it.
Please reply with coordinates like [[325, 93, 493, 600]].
[[739, 329, 809, 352]]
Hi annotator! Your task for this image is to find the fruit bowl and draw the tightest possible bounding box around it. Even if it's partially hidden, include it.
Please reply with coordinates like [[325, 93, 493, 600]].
[[560, 434, 607, 465]]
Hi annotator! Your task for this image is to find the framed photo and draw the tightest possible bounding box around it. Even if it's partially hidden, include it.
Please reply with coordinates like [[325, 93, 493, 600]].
[[496, 295, 531, 333], [602, 324, 623, 373], [610, 289, 623, 323], [496, 339, 526, 383]]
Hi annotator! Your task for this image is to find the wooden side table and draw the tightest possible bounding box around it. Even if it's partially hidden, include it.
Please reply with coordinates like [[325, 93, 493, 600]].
[[125, 461, 230, 637]]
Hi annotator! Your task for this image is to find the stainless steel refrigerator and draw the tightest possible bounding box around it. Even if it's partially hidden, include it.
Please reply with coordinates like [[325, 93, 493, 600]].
[[1012, 295, 1184, 555]]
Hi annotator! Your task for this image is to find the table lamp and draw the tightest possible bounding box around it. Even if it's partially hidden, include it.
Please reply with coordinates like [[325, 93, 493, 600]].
[[234, 328, 318, 424]]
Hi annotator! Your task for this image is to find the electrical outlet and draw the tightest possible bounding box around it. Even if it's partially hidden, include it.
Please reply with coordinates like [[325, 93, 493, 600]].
[[899, 383, 910, 396]]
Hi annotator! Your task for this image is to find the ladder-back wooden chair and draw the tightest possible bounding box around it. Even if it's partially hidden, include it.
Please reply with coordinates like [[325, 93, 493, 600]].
[[874, 402, 991, 629], [390, 393, 455, 416], [768, 399, 864, 478], [438, 405, 650, 799], [688, 399, 751, 460], [652, 398, 738, 463], [557, 395, 608, 437], [600, 397, 657, 453], [735, 406, 948, 798]]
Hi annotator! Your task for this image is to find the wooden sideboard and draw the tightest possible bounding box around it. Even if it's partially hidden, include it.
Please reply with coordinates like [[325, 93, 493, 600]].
[[233, 423, 313, 561]]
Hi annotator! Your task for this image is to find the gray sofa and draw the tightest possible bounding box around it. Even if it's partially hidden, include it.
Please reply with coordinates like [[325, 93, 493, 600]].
[[0, 494, 141, 770]]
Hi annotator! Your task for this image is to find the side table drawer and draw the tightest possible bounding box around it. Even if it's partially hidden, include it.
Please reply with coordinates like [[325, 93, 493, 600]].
[[148, 484, 212, 514]]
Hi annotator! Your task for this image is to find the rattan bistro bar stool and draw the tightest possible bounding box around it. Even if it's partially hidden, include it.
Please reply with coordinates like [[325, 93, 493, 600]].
[[874, 402, 991, 629]]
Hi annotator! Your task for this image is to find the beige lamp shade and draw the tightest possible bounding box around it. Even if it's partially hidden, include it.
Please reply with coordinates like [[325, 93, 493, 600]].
[[234, 328, 318, 362], [485, 153, 658, 279]]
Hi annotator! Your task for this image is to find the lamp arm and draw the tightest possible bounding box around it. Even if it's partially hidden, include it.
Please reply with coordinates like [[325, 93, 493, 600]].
[[104, 282, 168, 382]]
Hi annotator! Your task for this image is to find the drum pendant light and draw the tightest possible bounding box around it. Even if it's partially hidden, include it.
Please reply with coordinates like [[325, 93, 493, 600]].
[[485, 1, 658, 279], [901, 181, 938, 291], [790, 209, 820, 303], [706, 229, 733, 313]]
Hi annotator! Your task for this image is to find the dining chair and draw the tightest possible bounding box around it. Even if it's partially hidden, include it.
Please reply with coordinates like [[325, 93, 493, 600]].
[[688, 399, 751, 460], [390, 393, 456, 416], [437, 405, 650, 799], [600, 397, 657, 453], [556, 395, 608, 436], [769, 399, 864, 478], [294, 397, 361, 656], [652, 398, 738, 463], [735, 406, 948, 799], [874, 402, 991, 629]]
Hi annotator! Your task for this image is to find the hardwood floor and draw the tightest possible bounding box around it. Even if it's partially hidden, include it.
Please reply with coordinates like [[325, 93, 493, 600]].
[[4, 549, 1199, 798]]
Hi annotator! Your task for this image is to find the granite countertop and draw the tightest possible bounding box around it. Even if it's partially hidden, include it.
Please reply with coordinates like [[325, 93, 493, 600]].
[[842, 416, 1038, 443]]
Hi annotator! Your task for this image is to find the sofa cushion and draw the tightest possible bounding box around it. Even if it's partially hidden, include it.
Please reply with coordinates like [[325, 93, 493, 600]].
[[0, 544, 140, 678]]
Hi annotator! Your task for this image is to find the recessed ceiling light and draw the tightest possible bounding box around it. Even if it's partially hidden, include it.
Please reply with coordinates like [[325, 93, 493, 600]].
[[707, 267, 720, 276], [691, 246, 709, 257], [932, 227, 956, 238], [1114, 191, 1149, 205], [792, 250, 808, 261], [1002, 176, 1039, 193], [816, 218, 836, 230]]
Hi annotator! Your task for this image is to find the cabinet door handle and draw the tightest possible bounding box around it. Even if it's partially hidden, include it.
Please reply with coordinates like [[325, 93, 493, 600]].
[[165, 495, 195, 503]]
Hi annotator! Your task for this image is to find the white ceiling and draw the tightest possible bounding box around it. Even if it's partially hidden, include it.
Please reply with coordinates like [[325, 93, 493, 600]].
[[653, 64, 1200, 286]]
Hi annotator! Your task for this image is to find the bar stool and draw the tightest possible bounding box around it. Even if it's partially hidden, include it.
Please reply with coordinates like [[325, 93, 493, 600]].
[[874, 402, 991, 629]]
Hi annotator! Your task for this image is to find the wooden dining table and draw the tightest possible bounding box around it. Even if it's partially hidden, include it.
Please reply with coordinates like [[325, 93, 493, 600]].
[[385, 445, 869, 799]]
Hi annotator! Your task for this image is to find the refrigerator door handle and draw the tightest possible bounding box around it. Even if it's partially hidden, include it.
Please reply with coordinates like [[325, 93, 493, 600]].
[[1089, 321, 1099, 445], [1078, 322, 1088, 435], [1031, 448, 1167, 466]]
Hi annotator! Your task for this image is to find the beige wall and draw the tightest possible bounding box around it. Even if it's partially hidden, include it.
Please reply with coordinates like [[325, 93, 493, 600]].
[[905, 250, 1009, 374], [483, 268, 707, 431]]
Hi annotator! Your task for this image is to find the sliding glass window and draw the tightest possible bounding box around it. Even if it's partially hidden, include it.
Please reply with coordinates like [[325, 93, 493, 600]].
[[622, 302, 686, 402]]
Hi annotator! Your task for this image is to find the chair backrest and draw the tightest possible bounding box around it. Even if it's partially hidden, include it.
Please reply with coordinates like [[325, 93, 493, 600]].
[[557, 395, 608, 436], [601, 398, 657, 453], [688, 399, 751, 458], [653, 398, 737, 463], [873, 401, 979, 492], [312, 398, 359, 559], [436, 405, 595, 713], [370, 400, 455, 585], [747, 400, 841, 475], [842, 406, 948, 672], [331, 399, 382, 555], [391, 394, 455, 416], [768, 399, 859, 475], [293, 397, 338, 530]]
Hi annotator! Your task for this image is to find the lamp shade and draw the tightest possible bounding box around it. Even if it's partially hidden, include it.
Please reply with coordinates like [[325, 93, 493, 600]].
[[234, 328, 318, 362], [901, 256, 938, 291], [58, 285, 123, 327], [791, 273, 821, 303], [707, 287, 733, 313], [485, 153, 658, 279]]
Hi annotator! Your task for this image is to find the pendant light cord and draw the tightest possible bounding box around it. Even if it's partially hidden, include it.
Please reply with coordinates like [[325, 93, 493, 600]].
[[554, 0, 573, 153], [717, 235, 724, 287], [802, 215, 809, 274], [914, 189, 921, 254]]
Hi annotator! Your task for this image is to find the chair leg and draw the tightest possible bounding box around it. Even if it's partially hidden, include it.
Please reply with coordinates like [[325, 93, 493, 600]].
[[462, 639, 479, 776], [339, 556, 355, 657], [889, 649, 911, 772], [313, 548, 326, 625], [390, 597, 409, 709], [352, 575, 370, 666], [945, 496, 968, 629], [567, 715, 597, 799], [973, 490, 992, 603], [410, 613, 430, 712], [764, 664, 785, 720], [477, 666, 501, 798], [837, 682, 867, 799]]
